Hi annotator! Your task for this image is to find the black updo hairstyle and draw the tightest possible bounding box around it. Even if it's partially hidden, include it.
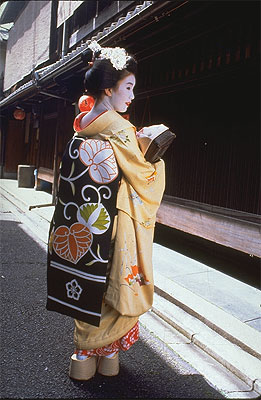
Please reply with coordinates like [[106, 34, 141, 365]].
[[81, 47, 137, 100]]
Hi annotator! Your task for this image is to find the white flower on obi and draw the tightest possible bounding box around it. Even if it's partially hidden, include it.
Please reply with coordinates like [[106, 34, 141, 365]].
[[66, 279, 83, 301], [79, 139, 118, 184]]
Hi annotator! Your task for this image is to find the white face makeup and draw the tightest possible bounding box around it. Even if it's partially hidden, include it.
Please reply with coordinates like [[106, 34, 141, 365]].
[[109, 74, 136, 113]]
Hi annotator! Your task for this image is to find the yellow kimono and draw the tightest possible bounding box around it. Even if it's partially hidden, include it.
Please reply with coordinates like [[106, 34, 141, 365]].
[[74, 110, 165, 349]]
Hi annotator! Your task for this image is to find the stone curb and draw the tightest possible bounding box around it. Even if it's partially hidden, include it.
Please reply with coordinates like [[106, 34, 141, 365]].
[[154, 271, 261, 359], [0, 186, 51, 244], [151, 290, 261, 394]]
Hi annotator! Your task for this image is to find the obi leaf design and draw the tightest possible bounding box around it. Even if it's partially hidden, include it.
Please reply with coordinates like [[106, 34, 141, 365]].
[[80, 204, 98, 223], [77, 203, 111, 235], [92, 207, 109, 231], [52, 223, 93, 264], [79, 139, 118, 183]]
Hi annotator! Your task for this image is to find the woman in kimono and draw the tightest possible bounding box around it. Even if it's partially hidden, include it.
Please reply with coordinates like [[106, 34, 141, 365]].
[[47, 42, 165, 380]]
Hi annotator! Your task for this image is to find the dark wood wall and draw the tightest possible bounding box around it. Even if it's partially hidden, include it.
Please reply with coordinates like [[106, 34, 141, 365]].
[[133, 66, 260, 215], [129, 1, 260, 215], [4, 119, 26, 173], [38, 100, 75, 170]]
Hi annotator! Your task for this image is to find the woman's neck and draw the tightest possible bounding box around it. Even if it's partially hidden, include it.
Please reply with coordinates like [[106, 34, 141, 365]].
[[93, 96, 114, 114], [79, 97, 114, 130]]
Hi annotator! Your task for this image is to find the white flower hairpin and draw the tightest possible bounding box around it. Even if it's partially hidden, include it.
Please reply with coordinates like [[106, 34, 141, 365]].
[[88, 40, 102, 54], [88, 41, 129, 70]]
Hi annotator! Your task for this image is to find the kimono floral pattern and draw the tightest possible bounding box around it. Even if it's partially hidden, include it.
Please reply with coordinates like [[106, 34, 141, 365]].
[[130, 191, 143, 207], [110, 130, 130, 145], [75, 321, 139, 357], [124, 265, 150, 287], [79, 139, 118, 184]]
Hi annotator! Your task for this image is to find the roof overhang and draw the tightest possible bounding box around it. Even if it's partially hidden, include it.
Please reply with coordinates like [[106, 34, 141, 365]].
[[0, 1, 28, 24], [0, 0, 173, 110]]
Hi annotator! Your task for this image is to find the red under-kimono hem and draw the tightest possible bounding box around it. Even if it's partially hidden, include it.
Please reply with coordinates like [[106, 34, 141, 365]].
[[75, 321, 139, 357]]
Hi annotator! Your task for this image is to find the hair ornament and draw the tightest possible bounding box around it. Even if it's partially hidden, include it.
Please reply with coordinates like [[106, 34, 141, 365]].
[[88, 40, 102, 54], [88, 41, 129, 70]]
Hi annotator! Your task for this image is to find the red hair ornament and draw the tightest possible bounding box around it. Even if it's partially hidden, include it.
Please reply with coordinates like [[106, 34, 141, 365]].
[[78, 95, 95, 112]]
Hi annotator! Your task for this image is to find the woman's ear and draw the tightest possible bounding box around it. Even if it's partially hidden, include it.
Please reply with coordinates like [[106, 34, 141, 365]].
[[104, 88, 113, 97]]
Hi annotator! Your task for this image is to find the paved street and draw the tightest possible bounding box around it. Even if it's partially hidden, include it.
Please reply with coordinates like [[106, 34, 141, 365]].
[[0, 194, 226, 399]]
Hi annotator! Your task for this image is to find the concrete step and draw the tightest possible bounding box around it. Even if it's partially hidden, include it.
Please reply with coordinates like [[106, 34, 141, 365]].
[[140, 307, 260, 399], [154, 271, 261, 360], [0, 185, 53, 244], [152, 242, 261, 333], [150, 291, 261, 395]]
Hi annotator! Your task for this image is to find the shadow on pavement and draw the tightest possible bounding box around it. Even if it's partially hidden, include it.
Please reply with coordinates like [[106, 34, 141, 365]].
[[0, 219, 224, 399]]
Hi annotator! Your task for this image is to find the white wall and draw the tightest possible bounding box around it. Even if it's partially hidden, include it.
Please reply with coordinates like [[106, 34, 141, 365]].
[[4, 1, 52, 91]]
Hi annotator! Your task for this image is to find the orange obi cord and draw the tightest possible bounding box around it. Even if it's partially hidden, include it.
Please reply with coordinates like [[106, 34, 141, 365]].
[[75, 321, 139, 357]]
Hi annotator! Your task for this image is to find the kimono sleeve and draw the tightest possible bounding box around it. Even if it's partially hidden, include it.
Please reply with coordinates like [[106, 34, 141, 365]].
[[105, 125, 165, 226]]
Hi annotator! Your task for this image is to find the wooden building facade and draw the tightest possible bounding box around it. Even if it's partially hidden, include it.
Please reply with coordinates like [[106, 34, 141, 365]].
[[0, 1, 260, 258]]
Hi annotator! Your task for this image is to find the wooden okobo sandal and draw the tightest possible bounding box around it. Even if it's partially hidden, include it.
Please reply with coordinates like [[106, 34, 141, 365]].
[[97, 353, 119, 376], [69, 354, 97, 380]]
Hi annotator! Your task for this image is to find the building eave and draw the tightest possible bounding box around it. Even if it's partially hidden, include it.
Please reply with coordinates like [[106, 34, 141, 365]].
[[1, 0, 170, 110], [0, 1, 28, 24]]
